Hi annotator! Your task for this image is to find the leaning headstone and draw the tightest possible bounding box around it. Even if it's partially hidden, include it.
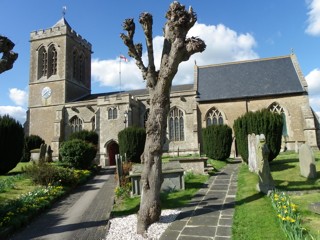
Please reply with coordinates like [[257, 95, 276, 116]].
[[46, 145, 53, 162], [248, 133, 258, 173], [39, 143, 47, 163], [298, 144, 317, 179], [309, 202, 320, 215], [256, 134, 275, 194]]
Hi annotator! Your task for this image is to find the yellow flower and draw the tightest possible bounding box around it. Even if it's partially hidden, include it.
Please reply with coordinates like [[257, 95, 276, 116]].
[[282, 217, 286, 221], [290, 218, 296, 223], [277, 214, 282, 218]]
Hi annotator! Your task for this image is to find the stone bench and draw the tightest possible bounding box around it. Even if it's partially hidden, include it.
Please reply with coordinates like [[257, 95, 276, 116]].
[[129, 161, 185, 195], [169, 157, 208, 174]]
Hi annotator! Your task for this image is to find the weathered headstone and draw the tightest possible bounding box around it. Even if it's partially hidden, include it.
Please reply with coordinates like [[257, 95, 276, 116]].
[[298, 144, 317, 179], [248, 133, 258, 173], [46, 145, 53, 162], [39, 143, 47, 163], [256, 134, 275, 194]]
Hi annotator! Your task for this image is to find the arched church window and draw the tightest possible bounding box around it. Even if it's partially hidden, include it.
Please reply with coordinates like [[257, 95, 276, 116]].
[[73, 50, 79, 80], [38, 47, 47, 79], [70, 116, 83, 133], [268, 102, 288, 137], [168, 107, 184, 141], [79, 53, 85, 83], [48, 45, 57, 77], [108, 107, 118, 120], [206, 107, 224, 127], [144, 109, 150, 128]]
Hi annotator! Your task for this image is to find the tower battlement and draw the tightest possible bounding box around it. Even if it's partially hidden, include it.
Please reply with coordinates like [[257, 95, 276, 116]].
[[30, 20, 92, 51]]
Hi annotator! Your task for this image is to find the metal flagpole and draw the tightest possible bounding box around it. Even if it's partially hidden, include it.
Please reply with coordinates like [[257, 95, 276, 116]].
[[119, 55, 122, 93]]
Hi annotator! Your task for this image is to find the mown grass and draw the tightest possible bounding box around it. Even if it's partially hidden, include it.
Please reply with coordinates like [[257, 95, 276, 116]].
[[232, 164, 287, 240], [233, 150, 320, 239]]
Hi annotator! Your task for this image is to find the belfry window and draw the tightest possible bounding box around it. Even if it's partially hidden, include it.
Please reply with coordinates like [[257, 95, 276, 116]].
[[108, 107, 118, 120], [48, 46, 57, 77], [206, 108, 224, 127], [38, 47, 47, 78], [269, 102, 288, 137], [73, 50, 79, 79], [70, 116, 83, 133], [168, 107, 184, 141]]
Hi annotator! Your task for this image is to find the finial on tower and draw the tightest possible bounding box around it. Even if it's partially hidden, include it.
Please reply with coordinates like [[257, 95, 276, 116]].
[[62, 6, 67, 18], [291, 48, 294, 55]]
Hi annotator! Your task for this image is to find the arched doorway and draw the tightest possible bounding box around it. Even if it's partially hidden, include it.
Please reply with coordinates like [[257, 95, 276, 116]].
[[107, 141, 119, 166]]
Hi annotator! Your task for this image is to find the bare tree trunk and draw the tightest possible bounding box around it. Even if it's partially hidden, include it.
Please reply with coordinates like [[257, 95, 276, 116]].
[[0, 36, 18, 74], [120, 2, 206, 235]]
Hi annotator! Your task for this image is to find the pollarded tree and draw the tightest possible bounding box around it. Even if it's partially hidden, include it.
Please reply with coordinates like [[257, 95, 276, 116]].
[[120, 2, 206, 235], [0, 35, 18, 74]]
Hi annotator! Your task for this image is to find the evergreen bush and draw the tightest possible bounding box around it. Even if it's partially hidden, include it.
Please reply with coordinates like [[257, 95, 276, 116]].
[[21, 134, 45, 162], [59, 139, 97, 169], [0, 115, 24, 175], [202, 124, 233, 160], [118, 127, 146, 163], [233, 109, 283, 163], [69, 130, 99, 146]]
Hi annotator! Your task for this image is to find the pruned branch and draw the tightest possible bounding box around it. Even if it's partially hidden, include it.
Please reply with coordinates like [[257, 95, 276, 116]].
[[120, 19, 148, 80], [139, 13, 156, 76], [0, 35, 18, 74]]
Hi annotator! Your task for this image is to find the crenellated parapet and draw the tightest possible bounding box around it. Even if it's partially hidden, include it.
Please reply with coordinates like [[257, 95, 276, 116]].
[[30, 19, 92, 51]]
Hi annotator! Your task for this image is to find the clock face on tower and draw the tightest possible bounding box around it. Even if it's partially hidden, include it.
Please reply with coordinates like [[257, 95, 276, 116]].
[[41, 87, 52, 99]]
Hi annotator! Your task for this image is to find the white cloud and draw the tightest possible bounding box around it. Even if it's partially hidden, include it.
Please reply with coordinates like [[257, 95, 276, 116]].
[[9, 88, 28, 106], [0, 106, 26, 124], [306, 68, 320, 113], [306, 0, 320, 36], [91, 22, 258, 89]]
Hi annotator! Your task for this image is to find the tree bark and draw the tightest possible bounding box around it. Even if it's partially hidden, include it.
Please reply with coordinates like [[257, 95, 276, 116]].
[[120, 2, 206, 235], [0, 36, 18, 74]]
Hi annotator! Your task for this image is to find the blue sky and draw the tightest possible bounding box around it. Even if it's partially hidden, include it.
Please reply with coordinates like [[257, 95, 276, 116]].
[[0, 0, 320, 123]]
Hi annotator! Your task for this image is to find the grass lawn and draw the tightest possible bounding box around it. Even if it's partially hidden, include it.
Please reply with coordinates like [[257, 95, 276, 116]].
[[233, 150, 320, 240]]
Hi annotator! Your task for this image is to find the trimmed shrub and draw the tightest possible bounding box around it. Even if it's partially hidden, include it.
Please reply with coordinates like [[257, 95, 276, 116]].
[[118, 127, 146, 163], [21, 135, 45, 162], [202, 124, 233, 160], [0, 115, 24, 175], [69, 130, 99, 146], [233, 109, 283, 163], [59, 139, 97, 169]]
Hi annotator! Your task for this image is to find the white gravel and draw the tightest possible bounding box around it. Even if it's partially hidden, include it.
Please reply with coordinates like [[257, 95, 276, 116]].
[[105, 209, 181, 240]]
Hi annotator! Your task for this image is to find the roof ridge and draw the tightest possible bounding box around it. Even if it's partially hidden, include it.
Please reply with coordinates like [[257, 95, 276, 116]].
[[198, 54, 292, 69]]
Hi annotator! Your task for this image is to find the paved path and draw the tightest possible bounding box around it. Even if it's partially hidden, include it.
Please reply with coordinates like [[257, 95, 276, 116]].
[[160, 161, 240, 240], [9, 167, 115, 240]]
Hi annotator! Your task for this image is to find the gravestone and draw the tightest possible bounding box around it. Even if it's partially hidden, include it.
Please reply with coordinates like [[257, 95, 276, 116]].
[[39, 143, 47, 162], [248, 133, 258, 173], [298, 144, 317, 179], [256, 134, 275, 194], [130, 161, 185, 195]]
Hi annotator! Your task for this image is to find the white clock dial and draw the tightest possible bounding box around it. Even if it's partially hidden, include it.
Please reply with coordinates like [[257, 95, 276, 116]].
[[41, 87, 52, 99]]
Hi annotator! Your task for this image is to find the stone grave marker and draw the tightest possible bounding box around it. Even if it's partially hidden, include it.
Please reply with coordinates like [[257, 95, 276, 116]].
[[256, 134, 275, 194], [299, 144, 317, 179], [248, 133, 258, 173], [309, 202, 320, 215]]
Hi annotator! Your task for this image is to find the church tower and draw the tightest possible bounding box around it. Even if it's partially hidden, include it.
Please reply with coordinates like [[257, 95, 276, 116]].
[[27, 17, 92, 157]]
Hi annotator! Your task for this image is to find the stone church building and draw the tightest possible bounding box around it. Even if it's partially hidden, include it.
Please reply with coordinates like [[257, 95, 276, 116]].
[[25, 17, 320, 166]]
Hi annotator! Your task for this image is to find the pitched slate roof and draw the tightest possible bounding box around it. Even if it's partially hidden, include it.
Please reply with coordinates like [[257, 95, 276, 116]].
[[197, 55, 306, 102]]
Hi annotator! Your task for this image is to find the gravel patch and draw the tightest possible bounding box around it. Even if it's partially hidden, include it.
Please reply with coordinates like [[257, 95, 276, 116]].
[[106, 209, 181, 240]]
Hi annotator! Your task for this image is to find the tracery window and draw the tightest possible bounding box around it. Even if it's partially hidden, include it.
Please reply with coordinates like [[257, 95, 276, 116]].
[[79, 54, 85, 83], [206, 107, 224, 127], [48, 46, 57, 77], [38, 47, 47, 78], [70, 116, 83, 133], [168, 107, 184, 141], [268, 102, 288, 136], [73, 50, 79, 79], [108, 107, 118, 120]]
